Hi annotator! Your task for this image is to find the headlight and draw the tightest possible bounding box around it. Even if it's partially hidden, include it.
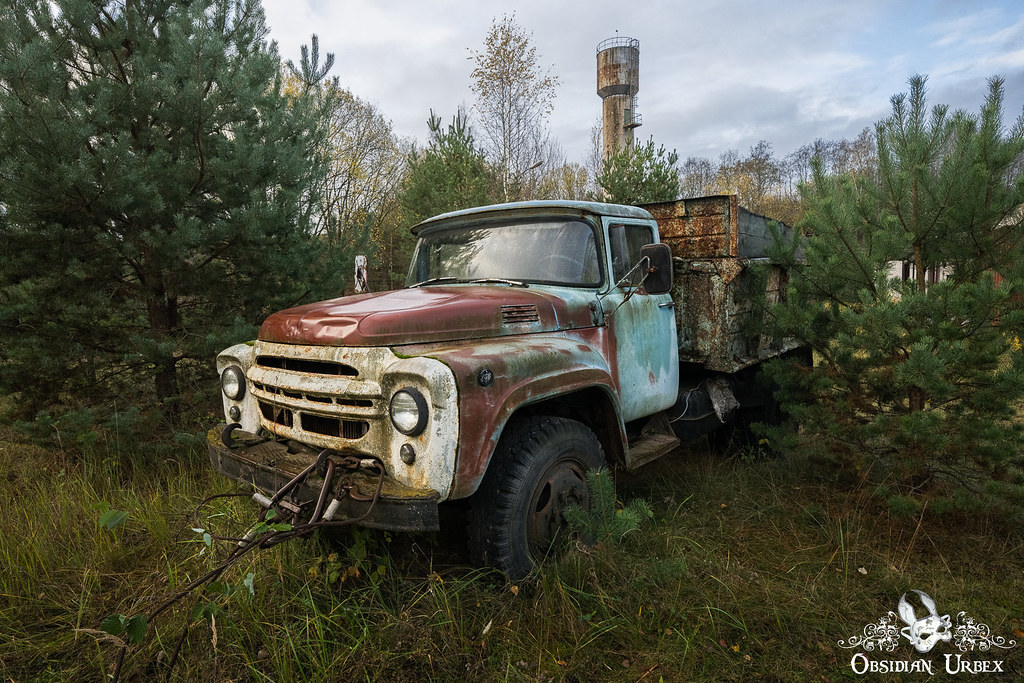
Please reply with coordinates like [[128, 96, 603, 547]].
[[221, 365, 246, 401], [390, 387, 428, 436]]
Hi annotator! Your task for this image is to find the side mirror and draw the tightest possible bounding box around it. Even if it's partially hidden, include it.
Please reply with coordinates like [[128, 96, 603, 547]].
[[639, 243, 673, 294]]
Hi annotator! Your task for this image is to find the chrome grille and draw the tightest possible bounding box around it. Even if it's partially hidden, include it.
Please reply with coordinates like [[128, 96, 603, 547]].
[[250, 344, 383, 447], [256, 355, 358, 376]]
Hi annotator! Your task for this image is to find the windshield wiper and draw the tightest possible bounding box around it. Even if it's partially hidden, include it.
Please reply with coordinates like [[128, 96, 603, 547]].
[[409, 276, 460, 288], [410, 276, 528, 288], [466, 278, 528, 287]]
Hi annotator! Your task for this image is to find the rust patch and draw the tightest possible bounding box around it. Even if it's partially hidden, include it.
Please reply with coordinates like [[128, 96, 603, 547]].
[[672, 260, 799, 373], [659, 215, 725, 238], [405, 328, 618, 499], [642, 194, 801, 374], [662, 234, 728, 260], [713, 258, 744, 285], [643, 196, 735, 258], [727, 195, 740, 258]]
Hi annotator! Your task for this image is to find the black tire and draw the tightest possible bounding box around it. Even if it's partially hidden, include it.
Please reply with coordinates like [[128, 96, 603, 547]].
[[741, 348, 814, 454], [709, 349, 810, 456], [468, 416, 605, 579]]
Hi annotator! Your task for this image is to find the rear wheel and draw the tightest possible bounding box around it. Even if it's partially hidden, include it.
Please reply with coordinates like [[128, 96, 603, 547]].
[[707, 400, 779, 456], [709, 348, 811, 456], [468, 416, 604, 579]]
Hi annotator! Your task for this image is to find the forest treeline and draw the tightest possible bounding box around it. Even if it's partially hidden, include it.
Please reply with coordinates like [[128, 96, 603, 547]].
[[4, 4, 1024, 526], [0, 4, 870, 426]]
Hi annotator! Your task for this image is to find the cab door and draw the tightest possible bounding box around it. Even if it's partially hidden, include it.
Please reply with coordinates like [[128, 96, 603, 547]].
[[602, 219, 679, 422]]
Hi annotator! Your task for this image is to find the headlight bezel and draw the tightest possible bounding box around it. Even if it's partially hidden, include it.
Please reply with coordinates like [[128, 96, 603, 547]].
[[221, 365, 246, 401], [389, 386, 428, 436]]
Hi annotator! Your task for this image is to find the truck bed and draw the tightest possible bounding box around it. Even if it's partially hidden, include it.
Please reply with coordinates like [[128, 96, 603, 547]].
[[641, 195, 800, 373]]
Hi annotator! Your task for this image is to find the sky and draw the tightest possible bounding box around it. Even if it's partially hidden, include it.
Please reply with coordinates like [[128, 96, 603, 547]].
[[262, 0, 1024, 165]]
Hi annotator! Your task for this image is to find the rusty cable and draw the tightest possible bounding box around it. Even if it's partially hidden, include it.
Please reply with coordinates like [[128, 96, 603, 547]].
[[309, 458, 336, 523], [267, 449, 331, 508], [109, 452, 388, 683], [322, 460, 386, 526]]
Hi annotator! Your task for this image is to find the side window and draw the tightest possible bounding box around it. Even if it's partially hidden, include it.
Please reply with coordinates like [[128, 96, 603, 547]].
[[609, 224, 655, 286]]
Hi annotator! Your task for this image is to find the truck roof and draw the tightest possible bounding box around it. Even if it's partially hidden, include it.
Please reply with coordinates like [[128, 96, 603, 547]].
[[412, 200, 655, 234]]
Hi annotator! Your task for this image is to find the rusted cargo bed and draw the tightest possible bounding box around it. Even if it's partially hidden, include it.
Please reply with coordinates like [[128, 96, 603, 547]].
[[641, 195, 800, 373]]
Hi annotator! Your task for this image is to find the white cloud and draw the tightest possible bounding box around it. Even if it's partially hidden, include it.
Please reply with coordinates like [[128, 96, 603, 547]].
[[261, 0, 1024, 163]]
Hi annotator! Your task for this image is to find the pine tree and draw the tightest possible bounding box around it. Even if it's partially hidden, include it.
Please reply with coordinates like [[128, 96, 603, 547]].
[[400, 110, 492, 225], [391, 111, 492, 287], [564, 469, 653, 544], [768, 76, 1024, 515], [597, 137, 680, 205], [0, 1, 340, 424]]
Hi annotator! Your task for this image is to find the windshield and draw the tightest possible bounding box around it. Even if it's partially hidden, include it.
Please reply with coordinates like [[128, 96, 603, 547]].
[[405, 219, 602, 287]]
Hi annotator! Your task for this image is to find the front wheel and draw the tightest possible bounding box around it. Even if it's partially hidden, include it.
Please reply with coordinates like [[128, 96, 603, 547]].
[[468, 416, 605, 579]]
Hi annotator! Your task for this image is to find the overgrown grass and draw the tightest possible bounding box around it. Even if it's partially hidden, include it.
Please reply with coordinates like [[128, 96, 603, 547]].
[[2, 425, 1022, 681]]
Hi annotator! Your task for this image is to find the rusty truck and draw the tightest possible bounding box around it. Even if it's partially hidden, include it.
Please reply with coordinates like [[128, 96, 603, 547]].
[[207, 195, 803, 578]]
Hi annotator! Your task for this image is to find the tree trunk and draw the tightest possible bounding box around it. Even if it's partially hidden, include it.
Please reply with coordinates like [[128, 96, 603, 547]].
[[145, 271, 180, 422], [910, 240, 926, 412], [908, 385, 925, 413], [914, 241, 926, 294]]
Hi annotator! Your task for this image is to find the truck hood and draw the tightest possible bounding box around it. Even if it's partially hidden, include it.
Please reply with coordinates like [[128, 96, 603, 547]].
[[258, 286, 596, 347]]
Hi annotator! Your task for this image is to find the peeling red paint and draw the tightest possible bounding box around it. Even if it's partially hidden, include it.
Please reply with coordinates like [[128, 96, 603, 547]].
[[403, 327, 622, 498], [259, 286, 593, 347]]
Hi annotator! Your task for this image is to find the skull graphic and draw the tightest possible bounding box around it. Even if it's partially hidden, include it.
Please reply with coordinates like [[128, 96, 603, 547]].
[[897, 590, 952, 653]]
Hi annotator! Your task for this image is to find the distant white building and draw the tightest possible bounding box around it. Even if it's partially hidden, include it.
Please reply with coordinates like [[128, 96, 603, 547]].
[[885, 205, 1023, 289], [886, 260, 952, 287]]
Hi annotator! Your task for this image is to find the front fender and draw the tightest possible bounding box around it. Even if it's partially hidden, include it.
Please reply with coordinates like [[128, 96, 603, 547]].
[[408, 329, 620, 498]]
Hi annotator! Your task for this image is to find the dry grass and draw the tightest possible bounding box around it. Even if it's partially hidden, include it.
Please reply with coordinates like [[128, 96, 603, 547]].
[[1, 426, 1022, 681]]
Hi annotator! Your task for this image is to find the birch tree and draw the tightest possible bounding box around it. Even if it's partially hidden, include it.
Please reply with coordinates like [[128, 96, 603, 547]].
[[468, 13, 559, 201]]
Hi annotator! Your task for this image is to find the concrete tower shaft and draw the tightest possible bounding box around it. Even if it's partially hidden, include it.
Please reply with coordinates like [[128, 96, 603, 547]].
[[596, 36, 641, 160]]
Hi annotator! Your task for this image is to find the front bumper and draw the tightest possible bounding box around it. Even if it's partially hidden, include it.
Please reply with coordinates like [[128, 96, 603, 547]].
[[207, 427, 440, 532]]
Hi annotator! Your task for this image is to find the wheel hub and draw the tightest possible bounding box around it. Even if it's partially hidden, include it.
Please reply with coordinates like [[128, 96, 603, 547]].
[[527, 460, 588, 558]]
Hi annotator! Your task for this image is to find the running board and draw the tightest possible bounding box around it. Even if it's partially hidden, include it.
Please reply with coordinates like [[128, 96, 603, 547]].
[[625, 412, 680, 471], [625, 433, 680, 471]]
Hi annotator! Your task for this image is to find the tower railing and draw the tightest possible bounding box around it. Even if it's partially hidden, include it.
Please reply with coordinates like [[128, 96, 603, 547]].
[[596, 36, 639, 53]]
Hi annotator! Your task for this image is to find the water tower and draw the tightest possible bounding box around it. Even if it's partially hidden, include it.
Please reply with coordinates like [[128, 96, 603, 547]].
[[596, 36, 641, 160]]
